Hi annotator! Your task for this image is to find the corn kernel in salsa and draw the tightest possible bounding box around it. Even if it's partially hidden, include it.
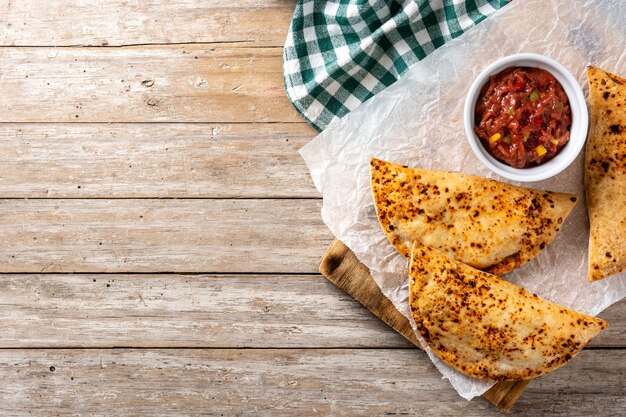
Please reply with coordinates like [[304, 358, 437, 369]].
[[474, 67, 571, 168]]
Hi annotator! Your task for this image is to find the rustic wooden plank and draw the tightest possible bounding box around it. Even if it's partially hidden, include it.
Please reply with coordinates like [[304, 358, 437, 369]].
[[0, 123, 317, 198], [0, 199, 332, 273], [0, 0, 293, 47], [510, 349, 625, 415], [595, 301, 626, 346], [0, 46, 300, 123], [0, 274, 409, 348], [320, 239, 418, 344], [0, 204, 621, 342], [0, 349, 622, 416], [0, 273, 621, 349]]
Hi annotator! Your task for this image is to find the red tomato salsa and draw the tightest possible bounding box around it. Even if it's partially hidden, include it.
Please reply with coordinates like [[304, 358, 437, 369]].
[[474, 67, 572, 168]]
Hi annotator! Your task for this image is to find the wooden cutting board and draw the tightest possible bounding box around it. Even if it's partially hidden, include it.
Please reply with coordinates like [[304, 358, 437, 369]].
[[319, 239, 531, 412]]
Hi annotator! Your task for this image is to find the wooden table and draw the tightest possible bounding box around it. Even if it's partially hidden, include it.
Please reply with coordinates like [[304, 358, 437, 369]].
[[0, 1, 623, 415]]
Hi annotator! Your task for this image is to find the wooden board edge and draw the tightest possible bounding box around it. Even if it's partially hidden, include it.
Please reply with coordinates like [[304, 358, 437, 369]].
[[319, 239, 418, 345], [319, 239, 531, 412], [483, 380, 531, 412]]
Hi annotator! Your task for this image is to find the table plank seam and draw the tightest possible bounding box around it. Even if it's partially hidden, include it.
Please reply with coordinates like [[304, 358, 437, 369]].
[[0, 346, 620, 350], [0, 121, 309, 125], [0, 42, 280, 49]]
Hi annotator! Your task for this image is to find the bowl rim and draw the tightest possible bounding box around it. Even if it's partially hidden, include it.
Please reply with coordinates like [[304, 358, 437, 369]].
[[463, 53, 588, 182]]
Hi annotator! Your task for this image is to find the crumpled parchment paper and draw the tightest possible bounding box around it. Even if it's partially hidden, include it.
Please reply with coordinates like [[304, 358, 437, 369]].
[[300, 0, 626, 400]]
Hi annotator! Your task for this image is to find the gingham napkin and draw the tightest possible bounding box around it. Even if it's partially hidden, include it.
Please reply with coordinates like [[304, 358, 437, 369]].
[[283, 0, 510, 131]]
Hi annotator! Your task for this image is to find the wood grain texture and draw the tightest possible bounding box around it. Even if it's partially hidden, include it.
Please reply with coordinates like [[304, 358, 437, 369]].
[[0, 274, 409, 348], [0, 273, 621, 349], [0, 46, 300, 123], [0, 199, 332, 273], [320, 239, 418, 345], [0, 0, 293, 47], [0, 0, 622, 414], [0, 123, 317, 198], [0, 349, 623, 416]]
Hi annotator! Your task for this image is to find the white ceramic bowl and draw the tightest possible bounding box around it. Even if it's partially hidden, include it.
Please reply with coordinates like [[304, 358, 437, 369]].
[[464, 53, 588, 182]]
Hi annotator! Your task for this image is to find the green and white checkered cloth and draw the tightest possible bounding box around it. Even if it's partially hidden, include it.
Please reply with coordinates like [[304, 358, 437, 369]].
[[283, 0, 510, 131]]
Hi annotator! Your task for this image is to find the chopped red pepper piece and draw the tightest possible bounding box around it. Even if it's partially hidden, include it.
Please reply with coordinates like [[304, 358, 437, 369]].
[[514, 80, 524, 90], [533, 116, 543, 125]]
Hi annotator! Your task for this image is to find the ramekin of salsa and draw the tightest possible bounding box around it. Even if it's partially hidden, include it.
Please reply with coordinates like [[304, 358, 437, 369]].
[[464, 53, 588, 182], [474, 67, 571, 168]]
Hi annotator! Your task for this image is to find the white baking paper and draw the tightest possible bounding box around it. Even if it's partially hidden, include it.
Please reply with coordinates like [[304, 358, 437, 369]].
[[300, 0, 626, 400]]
